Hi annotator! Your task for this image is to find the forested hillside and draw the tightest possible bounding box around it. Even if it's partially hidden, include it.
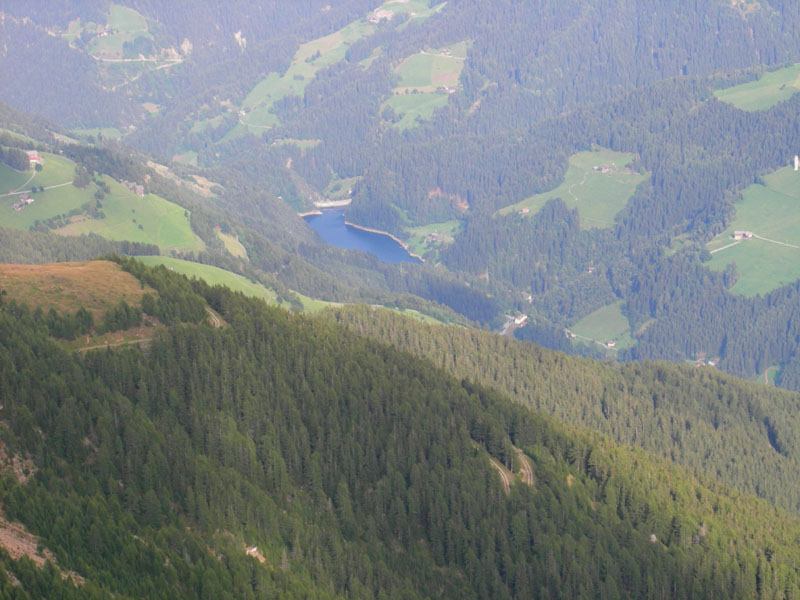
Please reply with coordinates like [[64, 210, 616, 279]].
[[328, 305, 800, 513], [1, 260, 800, 597]]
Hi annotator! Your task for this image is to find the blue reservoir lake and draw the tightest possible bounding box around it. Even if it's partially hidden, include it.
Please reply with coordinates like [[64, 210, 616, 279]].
[[304, 209, 422, 264]]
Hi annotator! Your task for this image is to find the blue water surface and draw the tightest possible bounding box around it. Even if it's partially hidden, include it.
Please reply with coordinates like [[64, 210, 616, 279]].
[[304, 209, 421, 264]]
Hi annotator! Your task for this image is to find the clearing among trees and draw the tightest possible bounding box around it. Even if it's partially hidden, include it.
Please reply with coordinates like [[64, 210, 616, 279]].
[[498, 149, 646, 228], [715, 63, 800, 111], [383, 41, 469, 129], [568, 300, 635, 351], [707, 166, 800, 295]]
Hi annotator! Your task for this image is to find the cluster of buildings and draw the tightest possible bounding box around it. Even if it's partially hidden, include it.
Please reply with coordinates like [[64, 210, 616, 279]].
[[12, 194, 34, 212], [121, 180, 145, 197], [25, 150, 42, 166]]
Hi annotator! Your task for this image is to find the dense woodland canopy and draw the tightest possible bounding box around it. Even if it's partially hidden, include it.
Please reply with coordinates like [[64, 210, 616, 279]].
[[0, 261, 799, 597]]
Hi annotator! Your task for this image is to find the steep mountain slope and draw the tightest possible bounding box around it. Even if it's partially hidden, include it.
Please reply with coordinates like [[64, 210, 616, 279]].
[[0, 260, 800, 597], [328, 305, 800, 513]]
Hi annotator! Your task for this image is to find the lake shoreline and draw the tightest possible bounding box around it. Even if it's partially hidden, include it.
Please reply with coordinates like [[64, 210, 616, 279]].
[[343, 220, 425, 263]]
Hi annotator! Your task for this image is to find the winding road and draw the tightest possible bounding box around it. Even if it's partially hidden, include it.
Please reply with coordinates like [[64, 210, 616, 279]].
[[515, 448, 535, 486], [489, 457, 511, 496], [206, 307, 221, 328]]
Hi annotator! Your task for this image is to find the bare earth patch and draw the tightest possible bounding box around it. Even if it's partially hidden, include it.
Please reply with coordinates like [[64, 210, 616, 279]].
[[0, 516, 84, 585]]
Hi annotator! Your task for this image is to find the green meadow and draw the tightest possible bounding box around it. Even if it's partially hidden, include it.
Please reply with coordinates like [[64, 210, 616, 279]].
[[0, 152, 77, 195], [172, 151, 199, 166], [133, 256, 333, 313], [570, 300, 634, 350], [715, 63, 800, 111], [0, 165, 34, 195], [324, 175, 361, 201], [217, 231, 248, 260], [1, 152, 89, 229], [63, 3, 153, 59], [57, 178, 204, 253], [2, 186, 92, 230], [383, 41, 468, 129], [134, 256, 279, 304], [405, 220, 461, 257], [238, 20, 374, 130], [707, 166, 800, 296], [498, 149, 646, 229]]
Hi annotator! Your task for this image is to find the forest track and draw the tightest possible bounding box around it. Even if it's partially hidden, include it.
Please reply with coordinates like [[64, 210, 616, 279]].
[[489, 457, 511, 496], [515, 448, 534, 486], [752, 233, 800, 250], [76, 338, 152, 353], [206, 307, 221, 328]]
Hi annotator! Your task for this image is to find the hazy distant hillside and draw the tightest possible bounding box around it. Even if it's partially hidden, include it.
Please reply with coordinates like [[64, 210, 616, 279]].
[[6, 1, 800, 388]]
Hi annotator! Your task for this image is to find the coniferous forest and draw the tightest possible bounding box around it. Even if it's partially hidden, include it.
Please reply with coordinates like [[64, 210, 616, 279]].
[[0, 261, 799, 598], [5, 1, 800, 597]]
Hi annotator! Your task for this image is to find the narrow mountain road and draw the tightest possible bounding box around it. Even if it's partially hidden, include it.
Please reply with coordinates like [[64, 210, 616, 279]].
[[710, 240, 741, 254], [515, 448, 535, 486], [489, 457, 511, 496], [0, 181, 72, 198], [752, 233, 800, 250], [206, 307, 221, 328], [76, 338, 152, 353]]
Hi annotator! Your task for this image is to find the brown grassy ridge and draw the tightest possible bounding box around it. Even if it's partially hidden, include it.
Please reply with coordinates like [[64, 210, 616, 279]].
[[0, 260, 156, 318]]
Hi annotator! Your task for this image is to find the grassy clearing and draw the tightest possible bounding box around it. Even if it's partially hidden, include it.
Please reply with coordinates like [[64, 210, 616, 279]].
[[394, 42, 467, 91], [172, 151, 199, 166], [715, 63, 800, 111], [271, 138, 322, 150], [0, 261, 154, 317], [0, 165, 33, 194], [324, 175, 361, 201], [55, 178, 204, 253], [134, 256, 279, 303], [497, 149, 646, 229], [570, 301, 634, 349], [383, 41, 467, 129], [2, 186, 92, 230], [239, 20, 373, 130], [0, 152, 76, 195], [0, 129, 37, 145], [1, 154, 202, 254], [707, 166, 800, 295], [217, 231, 248, 260], [131, 257, 332, 313], [385, 93, 450, 129], [404, 220, 461, 257], [88, 4, 152, 59]]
